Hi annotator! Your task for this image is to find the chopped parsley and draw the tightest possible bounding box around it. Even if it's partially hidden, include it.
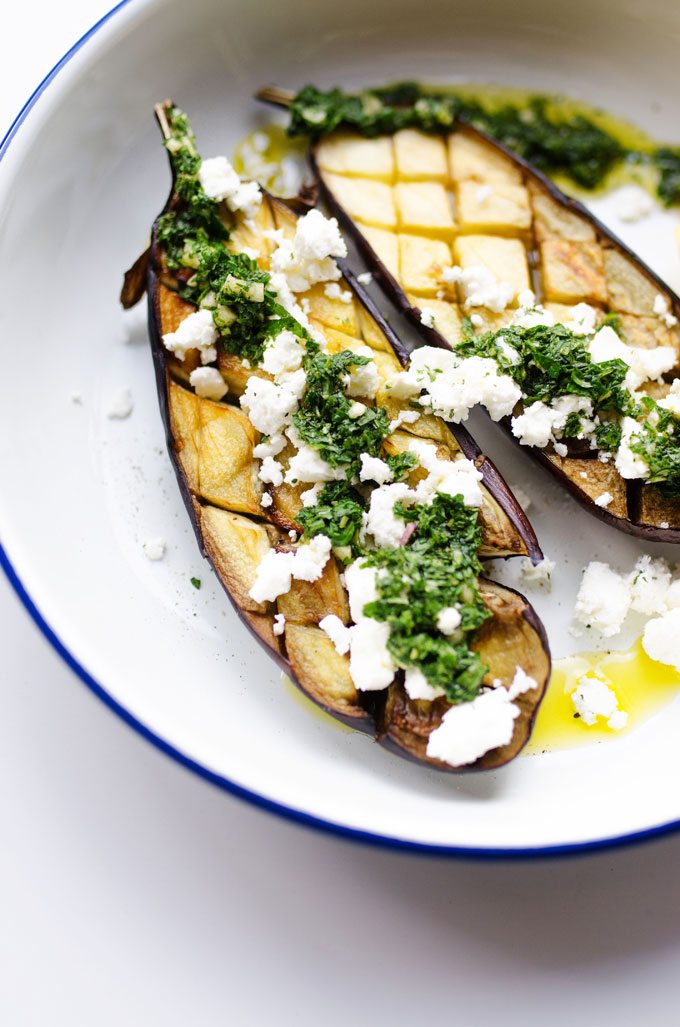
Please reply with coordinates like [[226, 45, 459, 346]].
[[459, 322, 635, 414], [630, 400, 680, 496], [293, 348, 390, 470], [297, 481, 365, 554], [364, 493, 491, 701], [385, 451, 419, 481], [190, 577, 202, 589]]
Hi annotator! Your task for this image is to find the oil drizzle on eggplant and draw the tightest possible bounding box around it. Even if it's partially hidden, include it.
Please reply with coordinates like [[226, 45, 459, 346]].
[[243, 84, 674, 203], [525, 638, 680, 754]]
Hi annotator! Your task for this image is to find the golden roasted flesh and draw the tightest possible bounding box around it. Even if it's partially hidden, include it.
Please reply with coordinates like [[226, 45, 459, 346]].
[[312, 125, 680, 540]]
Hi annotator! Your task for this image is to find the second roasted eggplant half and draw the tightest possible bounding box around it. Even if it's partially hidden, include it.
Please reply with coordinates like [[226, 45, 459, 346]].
[[125, 102, 550, 772], [263, 88, 680, 542]]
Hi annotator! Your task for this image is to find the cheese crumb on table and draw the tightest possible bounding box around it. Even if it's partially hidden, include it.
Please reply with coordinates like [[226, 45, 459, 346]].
[[107, 387, 134, 420]]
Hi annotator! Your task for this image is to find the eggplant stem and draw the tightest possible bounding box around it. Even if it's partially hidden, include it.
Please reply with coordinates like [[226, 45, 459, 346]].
[[154, 100, 174, 141], [255, 85, 295, 109]]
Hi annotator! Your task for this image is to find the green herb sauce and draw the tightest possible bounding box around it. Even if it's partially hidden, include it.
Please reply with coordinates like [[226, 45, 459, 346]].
[[158, 105, 492, 702], [365, 493, 491, 701], [288, 83, 680, 205], [460, 319, 680, 488]]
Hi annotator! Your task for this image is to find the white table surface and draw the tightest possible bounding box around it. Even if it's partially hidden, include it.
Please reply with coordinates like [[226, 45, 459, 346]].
[[4, 3, 680, 1024]]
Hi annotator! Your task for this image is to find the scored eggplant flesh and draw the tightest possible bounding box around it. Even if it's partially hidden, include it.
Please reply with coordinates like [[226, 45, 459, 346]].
[[134, 102, 550, 771], [297, 118, 680, 542]]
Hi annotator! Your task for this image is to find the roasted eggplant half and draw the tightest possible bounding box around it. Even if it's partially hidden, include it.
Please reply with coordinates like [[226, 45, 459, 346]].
[[258, 86, 680, 542], [122, 102, 550, 772]]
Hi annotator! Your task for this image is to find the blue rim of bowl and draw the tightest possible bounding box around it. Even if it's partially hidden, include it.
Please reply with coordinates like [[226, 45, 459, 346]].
[[2, 0, 678, 860]]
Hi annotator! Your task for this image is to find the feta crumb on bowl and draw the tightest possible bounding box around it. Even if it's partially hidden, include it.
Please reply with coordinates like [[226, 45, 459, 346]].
[[142, 538, 166, 561], [571, 674, 628, 730], [106, 387, 134, 420]]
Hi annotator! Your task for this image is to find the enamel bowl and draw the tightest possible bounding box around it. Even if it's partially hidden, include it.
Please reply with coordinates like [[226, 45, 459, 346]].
[[2, 0, 680, 855]]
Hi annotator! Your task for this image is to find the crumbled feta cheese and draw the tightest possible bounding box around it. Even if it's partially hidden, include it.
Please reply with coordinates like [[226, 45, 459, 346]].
[[588, 325, 674, 392], [388, 346, 521, 423], [349, 618, 396, 691], [420, 307, 436, 328], [616, 184, 653, 223], [643, 608, 680, 669], [657, 379, 680, 417], [339, 560, 397, 691], [563, 303, 599, 336], [508, 666, 537, 699], [409, 441, 484, 507], [512, 394, 594, 451], [426, 686, 520, 767], [357, 271, 373, 286], [441, 263, 513, 312], [300, 482, 324, 508], [259, 330, 305, 376], [436, 606, 461, 635], [270, 209, 347, 292], [324, 282, 352, 303], [572, 561, 631, 637], [253, 434, 286, 461], [615, 417, 649, 480], [142, 538, 166, 561], [248, 535, 332, 603], [359, 453, 393, 485], [660, 521, 671, 531], [198, 155, 240, 199], [240, 376, 301, 436], [404, 667, 445, 701], [511, 402, 557, 449], [198, 156, 262, 217], [257, 457, 284, 486], [553, 442, 568, 458], [285, 444, 348, 485], [319, 614, 352, 655], [273, 613, 286, 636], [106, 388, 134, 420], [388, 409, 421, 431], [189, 366, 228, 400], [260, 493, 273, 508], [347, 401, 367, 419], [629, 554, 672, 615], [511, 294, 555, 330], [521, 557, 555, 589], [364, 483, 413, 548], [345, 345, 380, 399], [571, 674, 628, 729], [162, 309, 219, 364], [594, 491, 613, 509], [344, 559, 379, 621], [654, 293, 679, 328], [469, 313, 484, 328]]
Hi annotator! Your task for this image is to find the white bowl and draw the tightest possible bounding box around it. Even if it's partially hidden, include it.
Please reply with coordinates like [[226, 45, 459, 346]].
[[3, 0, 680, 856]]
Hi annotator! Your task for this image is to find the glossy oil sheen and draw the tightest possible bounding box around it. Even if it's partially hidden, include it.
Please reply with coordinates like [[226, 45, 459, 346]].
[[526, 639, 680, 755]]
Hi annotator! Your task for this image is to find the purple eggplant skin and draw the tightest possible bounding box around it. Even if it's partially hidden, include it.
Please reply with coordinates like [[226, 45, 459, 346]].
[[374, 579, 551, 773], [129, 101, 551, 771], [147, 248, 550, 769], [306, 133, 680, 545], [341, 262, 543, 564]]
